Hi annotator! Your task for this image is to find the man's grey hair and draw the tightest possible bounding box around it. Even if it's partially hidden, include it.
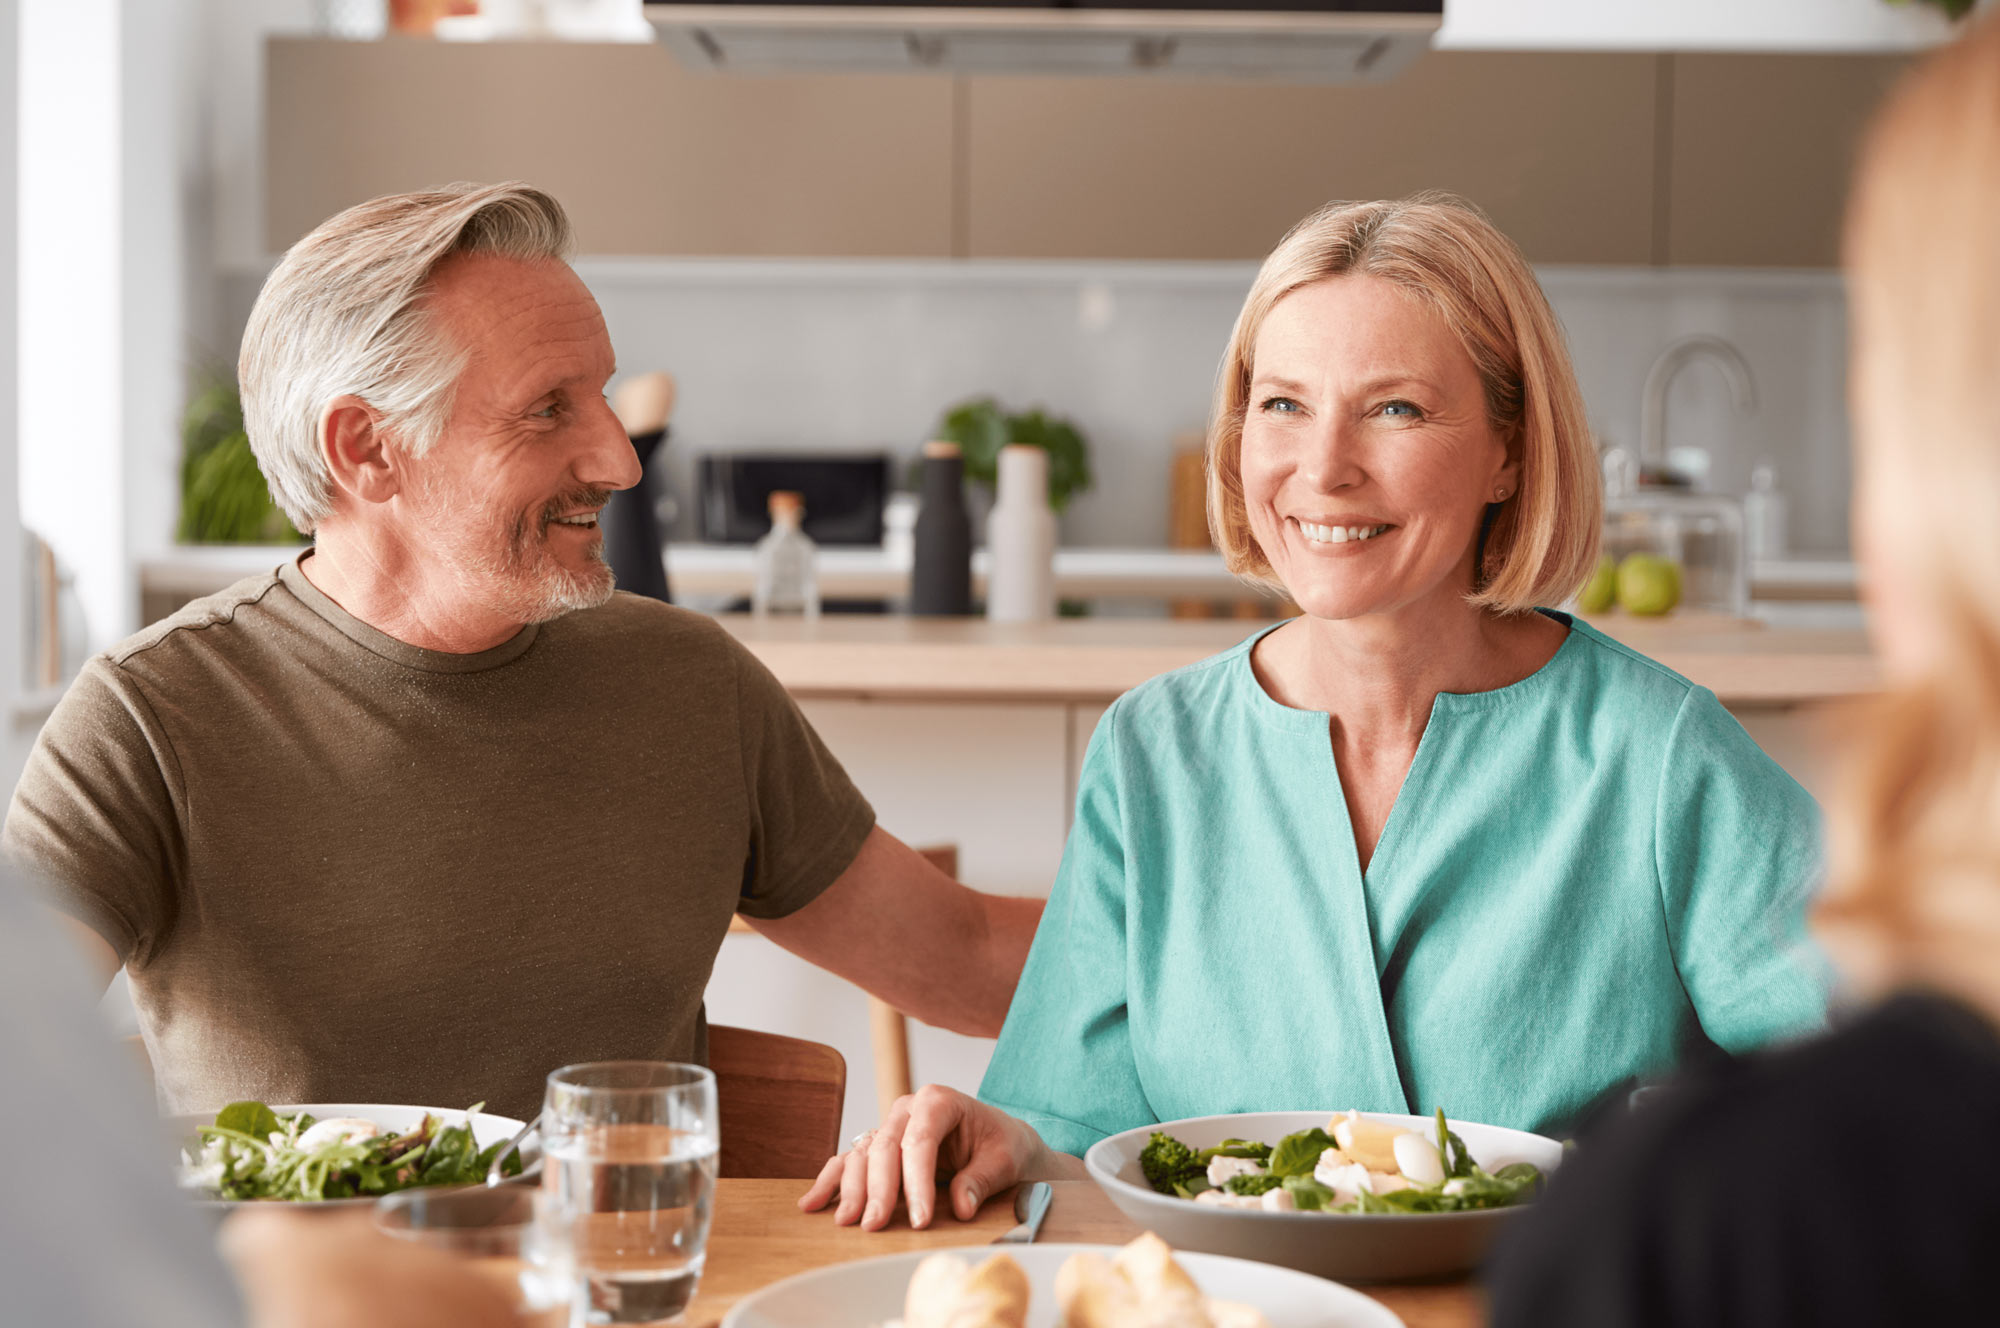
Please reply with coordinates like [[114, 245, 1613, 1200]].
[[239, 182, 574, 533]]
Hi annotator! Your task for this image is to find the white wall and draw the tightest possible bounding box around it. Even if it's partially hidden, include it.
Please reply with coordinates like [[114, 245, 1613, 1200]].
[[232, 257, 1862, 556], [1439, 0, 1963, 51], [2, 0, 30, 794], [19, 0, 125, 652], [206, 0, 313, 275], [18, 0, 208, 655]]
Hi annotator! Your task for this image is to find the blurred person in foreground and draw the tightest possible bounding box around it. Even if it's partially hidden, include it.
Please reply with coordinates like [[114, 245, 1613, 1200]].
[[0, 858, 513, 1328], [805, 194, 1830, 1232], [1489, 16, 2000, 1326], [1, 182, 1039, 1121]]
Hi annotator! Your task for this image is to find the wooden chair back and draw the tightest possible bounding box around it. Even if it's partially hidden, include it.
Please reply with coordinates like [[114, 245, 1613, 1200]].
[[708, 1022, 846, 1179]]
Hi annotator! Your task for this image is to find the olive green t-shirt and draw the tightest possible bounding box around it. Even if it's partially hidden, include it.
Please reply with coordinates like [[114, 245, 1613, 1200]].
[[3, 558, 875, 1120]]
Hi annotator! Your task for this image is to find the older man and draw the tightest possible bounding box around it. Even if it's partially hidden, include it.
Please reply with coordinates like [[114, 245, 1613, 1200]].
[[4, 183, 1039, 1122]]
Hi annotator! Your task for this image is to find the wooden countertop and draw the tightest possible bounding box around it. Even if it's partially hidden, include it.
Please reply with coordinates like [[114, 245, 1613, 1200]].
[[132, 548, 1876, 706], [718, 613, 1878, 706], [687, 1179, 1479, 1328]]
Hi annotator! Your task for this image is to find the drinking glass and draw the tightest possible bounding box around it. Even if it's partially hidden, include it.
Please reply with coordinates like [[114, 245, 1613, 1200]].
[[541, 1061, 720, 1326], [374, 1183, 573, 1328]]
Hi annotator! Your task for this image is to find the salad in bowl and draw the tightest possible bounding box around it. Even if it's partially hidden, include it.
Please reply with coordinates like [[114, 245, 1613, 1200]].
[[1085, 1108, 1563, 1282], [1142, 1108, 1542, 1215], [176, 1100, 529, 1203]]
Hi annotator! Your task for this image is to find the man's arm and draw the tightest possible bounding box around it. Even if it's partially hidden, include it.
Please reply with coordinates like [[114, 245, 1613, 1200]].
[[745, 826, 1042, 1038]]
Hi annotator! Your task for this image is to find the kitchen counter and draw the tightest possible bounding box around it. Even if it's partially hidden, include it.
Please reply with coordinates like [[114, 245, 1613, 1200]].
[[142, 544, 1860, 607], [720, 613, 1878, 706], [137, 547, 1876, 705]]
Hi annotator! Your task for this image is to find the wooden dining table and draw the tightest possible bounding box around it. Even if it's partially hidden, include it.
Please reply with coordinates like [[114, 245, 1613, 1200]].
[[684, 1179, 1484, 1327]]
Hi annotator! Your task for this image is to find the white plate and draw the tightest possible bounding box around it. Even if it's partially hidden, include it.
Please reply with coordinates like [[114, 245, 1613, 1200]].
[[170, 1103, 538, 1208], [1085, 1111, 1563, 1283], [722, 1243, 1403, 1328]]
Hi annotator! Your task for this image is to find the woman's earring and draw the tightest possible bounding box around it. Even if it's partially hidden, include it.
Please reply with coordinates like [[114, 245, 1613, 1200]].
[[1494, 487, 1509, 502]]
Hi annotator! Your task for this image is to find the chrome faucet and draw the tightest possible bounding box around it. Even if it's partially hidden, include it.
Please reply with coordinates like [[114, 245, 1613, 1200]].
[[1638, 335, 1757, 472]]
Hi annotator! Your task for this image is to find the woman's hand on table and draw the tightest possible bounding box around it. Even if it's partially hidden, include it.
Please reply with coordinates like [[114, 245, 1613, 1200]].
[[798, 1083, 1063, 1231], [221, 1208, 520, 1328]]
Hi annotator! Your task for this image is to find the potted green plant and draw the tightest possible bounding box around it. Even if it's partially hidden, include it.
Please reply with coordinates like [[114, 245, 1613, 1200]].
[[1885, 0, 1976, 16], [178, 368, 304, 545], [932, 397, 1093, 512]]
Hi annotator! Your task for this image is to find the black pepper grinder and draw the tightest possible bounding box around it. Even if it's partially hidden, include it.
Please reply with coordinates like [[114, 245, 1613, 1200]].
[[604, 372, 676, 604], [910, 440, 973, 615]]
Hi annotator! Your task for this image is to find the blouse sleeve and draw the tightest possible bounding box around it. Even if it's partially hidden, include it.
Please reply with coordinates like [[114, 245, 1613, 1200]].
[[977, 703, 1156, 1156], [1653, 686, 1832, 1050]]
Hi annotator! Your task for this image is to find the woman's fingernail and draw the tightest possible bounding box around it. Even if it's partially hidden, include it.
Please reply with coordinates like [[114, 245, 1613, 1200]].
[[912, 1202, 929, 1227], [863, 1203, 880, 1226]]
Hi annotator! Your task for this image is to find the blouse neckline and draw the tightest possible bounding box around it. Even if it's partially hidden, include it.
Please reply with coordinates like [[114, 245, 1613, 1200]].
[[1232, 608, 1581, 733]]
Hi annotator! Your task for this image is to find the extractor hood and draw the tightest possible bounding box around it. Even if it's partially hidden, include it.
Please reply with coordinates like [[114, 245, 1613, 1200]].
[[642, 2, 1442, 81]]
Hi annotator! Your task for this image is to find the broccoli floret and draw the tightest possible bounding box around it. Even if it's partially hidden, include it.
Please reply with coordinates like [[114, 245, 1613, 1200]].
[[1224, 1172, 1283, 1197], [1139, 1132, 1205, 1195]]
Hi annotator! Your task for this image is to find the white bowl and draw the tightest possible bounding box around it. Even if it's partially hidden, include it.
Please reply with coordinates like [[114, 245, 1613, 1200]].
[[170, 1102, 539, 1208], [1084, 1110, 1563, 1283], [722, 1242, 1404, 1328]]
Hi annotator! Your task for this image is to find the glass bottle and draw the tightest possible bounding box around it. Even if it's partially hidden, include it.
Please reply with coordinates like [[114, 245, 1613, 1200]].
[[1743, 460, 1789, 561], [752, 490, 820, 620]]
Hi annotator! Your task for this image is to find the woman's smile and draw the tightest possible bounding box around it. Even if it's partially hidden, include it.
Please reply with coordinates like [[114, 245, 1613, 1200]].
[[1289, 516, 1397, 548]]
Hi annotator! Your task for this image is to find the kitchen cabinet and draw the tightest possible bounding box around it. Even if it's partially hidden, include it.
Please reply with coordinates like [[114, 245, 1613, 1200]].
[[265, 40, 1907, 267], [963, 53, 1660, 264], [264, 39, 955, 257], [1665, 54, 1909, 268]]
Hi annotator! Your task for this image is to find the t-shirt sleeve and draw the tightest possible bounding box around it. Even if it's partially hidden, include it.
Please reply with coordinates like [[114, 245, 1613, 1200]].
[[729, 641, 876, 920], [977, 705, 1155, 1157], [1653, 686, 1832, 1051], [1, 657, 187, 966]]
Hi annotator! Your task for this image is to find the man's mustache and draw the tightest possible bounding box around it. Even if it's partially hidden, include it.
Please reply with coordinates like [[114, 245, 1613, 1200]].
[[540, 487, 615, 524]]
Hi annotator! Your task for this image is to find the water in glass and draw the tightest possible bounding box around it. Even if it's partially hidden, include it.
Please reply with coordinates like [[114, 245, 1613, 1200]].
[[541, 1063, 719, 1326]]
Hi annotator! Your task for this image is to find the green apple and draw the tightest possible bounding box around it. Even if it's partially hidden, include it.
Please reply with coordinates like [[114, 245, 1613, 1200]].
[[1577, 555, 1617, 613], [1616, 553, 1682, 616]]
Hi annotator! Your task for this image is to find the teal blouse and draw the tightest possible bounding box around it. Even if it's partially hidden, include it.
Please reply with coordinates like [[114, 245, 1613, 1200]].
[[979, 614, 1829, 1153]]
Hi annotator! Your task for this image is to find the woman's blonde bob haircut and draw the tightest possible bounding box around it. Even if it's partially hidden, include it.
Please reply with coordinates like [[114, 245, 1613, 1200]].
[[1206, 193, 1601, 613], [1818, 11, 2000, 1019]]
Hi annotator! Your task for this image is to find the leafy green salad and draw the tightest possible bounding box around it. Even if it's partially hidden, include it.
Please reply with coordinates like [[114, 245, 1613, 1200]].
[[1138, 1109, 1543, 1215], [177, 1101, 524, 1202]]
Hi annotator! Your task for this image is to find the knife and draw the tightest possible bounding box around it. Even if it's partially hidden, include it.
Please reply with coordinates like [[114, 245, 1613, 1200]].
[[990, 1181, 1052, 1244]]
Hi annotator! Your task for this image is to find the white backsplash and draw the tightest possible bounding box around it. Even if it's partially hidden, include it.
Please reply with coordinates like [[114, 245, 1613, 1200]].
[[222, 258, 1852, 553]]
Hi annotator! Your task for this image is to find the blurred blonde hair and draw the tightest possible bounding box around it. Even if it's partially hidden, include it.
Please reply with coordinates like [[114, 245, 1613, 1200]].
[[1205, 193, 1601, 613], [239, 182, 574, 533], [1820, 13, 2000, 1017]]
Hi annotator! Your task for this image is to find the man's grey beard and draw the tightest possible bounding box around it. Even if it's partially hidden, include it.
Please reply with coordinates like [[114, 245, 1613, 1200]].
[[424, 480, 618, 627]]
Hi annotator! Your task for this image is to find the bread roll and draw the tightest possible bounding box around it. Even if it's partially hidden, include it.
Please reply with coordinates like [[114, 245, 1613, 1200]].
[[902, 1251, 1030, 1328], [1056, 1233, 1271, 1328]]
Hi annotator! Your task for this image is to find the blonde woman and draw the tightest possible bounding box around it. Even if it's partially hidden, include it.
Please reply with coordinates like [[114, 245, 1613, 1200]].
[[804, 196, 1828, 1233], [1490, 19, 2000, 1327]]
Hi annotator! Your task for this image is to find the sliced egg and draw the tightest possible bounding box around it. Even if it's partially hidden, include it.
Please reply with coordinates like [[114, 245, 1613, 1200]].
[[1205, 1155, 1265, 1188], [296, 1117, 382, 1150], [1328, 1111, 1405, 1174], [1392, 1131, 1446, 1186]]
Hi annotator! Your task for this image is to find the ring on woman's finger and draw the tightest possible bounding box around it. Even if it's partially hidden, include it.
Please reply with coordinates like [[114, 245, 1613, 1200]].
[[849, 1131, 875, 1153]]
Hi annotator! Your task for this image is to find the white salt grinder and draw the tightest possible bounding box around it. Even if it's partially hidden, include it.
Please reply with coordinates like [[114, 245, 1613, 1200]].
[[986, 445, 1057, 623]]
